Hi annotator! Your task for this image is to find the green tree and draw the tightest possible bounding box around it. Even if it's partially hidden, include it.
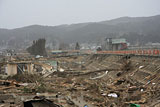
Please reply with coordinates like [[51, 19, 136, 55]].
[[27, 38, 47, 56], [75, 42, 80, 50]]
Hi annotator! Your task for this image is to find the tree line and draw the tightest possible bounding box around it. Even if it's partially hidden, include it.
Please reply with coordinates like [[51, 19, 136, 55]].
[[27, 38, 47, 56]]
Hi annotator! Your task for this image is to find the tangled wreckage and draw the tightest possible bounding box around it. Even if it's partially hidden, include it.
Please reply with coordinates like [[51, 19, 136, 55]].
[[0, 53, 160, 107]]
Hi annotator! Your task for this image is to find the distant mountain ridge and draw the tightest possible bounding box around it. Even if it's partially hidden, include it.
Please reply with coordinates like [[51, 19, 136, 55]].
[[0, 15, 160, 48]]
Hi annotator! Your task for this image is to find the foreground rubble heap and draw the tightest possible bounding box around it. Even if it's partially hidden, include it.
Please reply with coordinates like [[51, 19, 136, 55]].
[[0, 54, 160, 107]]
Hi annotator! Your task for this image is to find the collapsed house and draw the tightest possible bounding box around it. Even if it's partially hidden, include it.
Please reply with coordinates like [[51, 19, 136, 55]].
[[23, 96, 61, 107]]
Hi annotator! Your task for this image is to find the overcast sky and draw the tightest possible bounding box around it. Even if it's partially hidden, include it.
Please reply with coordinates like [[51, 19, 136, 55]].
[[0, 0, 160, 29]]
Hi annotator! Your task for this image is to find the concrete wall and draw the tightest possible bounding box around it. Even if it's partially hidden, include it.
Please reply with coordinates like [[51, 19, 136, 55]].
[[6, 64, 17, 75], [112, 44, 122, 50]]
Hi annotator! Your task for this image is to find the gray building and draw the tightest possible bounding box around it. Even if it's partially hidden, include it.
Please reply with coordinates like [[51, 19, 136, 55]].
[[102, 38, 128, 50]]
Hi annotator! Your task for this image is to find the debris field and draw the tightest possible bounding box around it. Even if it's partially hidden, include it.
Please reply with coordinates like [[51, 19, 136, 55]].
[[0, 54, 160, 107]]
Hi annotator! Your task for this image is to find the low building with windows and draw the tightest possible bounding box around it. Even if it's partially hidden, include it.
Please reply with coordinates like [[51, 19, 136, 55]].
[[102, 38, 128, 50]]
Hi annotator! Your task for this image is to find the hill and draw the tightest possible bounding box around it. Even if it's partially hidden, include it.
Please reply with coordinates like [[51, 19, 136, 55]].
[[0, 15, 160, 48]]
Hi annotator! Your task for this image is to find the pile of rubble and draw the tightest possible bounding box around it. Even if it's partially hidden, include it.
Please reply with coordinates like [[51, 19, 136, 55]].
[[0, 54, 160, 107]]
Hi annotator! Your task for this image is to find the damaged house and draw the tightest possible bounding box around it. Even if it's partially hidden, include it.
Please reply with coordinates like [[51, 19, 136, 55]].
[[5, 62, 34, 75]]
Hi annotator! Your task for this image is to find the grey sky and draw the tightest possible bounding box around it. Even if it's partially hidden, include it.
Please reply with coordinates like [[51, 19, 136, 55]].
[[0, 0, 160, 29]]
